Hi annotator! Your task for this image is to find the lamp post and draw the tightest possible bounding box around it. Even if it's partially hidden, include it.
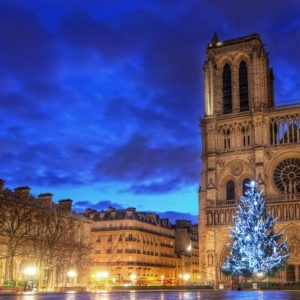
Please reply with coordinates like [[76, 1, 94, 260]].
[[254, 271, 265, 290], [95, 271, 109, 290], [160, 275, 165, 286], [67, 270, 77, 287], [186, 243, 192, 283], [183, 273, 191, 285], [129, 273, 137, 285], [23, 266, 38, 292]]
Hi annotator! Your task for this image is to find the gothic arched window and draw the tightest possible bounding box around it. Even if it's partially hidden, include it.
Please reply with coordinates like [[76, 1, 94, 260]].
[[273, 158, 300, 194], [226, 180, 235, 201], [239, 61, 249, 111], [223, 64, 232, 114], [243, 178, 251, 195]]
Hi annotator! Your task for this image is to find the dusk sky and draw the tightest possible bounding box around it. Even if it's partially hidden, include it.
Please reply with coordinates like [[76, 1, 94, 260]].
[[0, 0, 299, 223]]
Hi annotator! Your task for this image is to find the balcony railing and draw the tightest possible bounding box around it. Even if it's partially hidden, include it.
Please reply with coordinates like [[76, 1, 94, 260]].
[[209, 194, 300, 207]]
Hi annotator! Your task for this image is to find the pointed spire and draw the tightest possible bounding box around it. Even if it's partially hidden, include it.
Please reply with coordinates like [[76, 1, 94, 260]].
[[211, 32, 220, 45]]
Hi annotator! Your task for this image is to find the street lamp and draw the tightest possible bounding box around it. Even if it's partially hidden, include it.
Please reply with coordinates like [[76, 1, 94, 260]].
[[67, 270, 77, 278], [129, 273, 137, 285], [24, 266, 37, 277], [23, 266, 38, 292], [95, 271, 109, 290], [256, 271, 265, 278], [95, 271, 109, 280], [67, 270, 77, 287], [160, 275, 164, 286], [183, 273, 191, 284]]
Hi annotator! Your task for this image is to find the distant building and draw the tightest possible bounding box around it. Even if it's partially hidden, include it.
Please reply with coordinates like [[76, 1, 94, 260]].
[[85, 207, 198, 286], [199, 33, 300, 288], [174, 220, 199, 283]]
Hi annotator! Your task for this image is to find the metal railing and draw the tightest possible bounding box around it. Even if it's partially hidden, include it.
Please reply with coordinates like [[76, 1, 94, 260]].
[[209, 194, 300, 207]]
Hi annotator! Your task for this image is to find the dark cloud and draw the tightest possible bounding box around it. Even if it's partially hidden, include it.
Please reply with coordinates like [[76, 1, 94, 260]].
[[0, 2, 57, 77], [94, 134, 199, 193], [125, 178, 181, 194], [73, 200, 124, 212]]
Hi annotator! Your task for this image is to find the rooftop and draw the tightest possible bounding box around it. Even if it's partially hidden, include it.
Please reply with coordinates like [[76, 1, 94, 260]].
[[208, 33, 262, 49]]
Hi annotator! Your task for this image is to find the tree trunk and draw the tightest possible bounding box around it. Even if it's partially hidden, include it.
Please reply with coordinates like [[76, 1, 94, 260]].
[[5, 255, 14, 281]]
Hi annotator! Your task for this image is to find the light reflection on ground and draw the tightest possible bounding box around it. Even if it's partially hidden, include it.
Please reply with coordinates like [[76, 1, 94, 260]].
[[1, 290, 300, 300]]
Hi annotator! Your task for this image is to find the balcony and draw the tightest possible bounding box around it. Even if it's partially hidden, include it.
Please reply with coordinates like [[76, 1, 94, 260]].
[[206, 193, 300, 226], [209, 194, 300, 207], [125, 237, 137, 242]]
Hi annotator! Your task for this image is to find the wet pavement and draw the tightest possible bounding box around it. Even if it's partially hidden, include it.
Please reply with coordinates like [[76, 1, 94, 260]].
[[1, 290, 300, 300]]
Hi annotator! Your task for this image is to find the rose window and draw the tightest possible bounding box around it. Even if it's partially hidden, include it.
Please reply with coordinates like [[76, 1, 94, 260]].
[[273, 158, 300, 193]]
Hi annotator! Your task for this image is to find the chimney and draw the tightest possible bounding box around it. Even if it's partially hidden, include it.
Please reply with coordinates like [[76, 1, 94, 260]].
[[14, 186, 31, 199], [38, 193, 53, 208], [58, 199, 72, 211], [0, 179, 5, 192]]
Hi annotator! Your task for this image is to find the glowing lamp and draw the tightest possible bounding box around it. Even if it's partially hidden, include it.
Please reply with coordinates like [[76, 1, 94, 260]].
[[129, 273, 137, 281], [256, 271, 265, 278], [95, 271, 109, 280], [67, 270, 77, 278], [23, 266, 37, 276], [182, 273, 190, 281]]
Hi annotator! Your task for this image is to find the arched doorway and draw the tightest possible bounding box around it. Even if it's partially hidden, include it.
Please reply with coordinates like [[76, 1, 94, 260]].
[[218, 244, 232, 289]]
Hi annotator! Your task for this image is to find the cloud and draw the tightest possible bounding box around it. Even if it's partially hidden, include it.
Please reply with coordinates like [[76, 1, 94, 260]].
[[94, 133, 199, 193], [125, 178, 181, 194], [73, 200, 124, 212]]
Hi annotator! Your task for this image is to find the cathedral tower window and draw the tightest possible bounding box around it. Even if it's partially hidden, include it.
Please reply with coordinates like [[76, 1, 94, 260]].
[[241, 127, 250, 147], [224, 129, 231, 150], [223, 64, 232, 114], [226, 180, 235, 201], [239, 61, 249, 111]]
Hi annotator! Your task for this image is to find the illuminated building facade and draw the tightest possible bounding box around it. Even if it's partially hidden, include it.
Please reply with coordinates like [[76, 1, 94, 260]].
[[174, 220, 199, 282], [199, 33, 300, 288], [0, 180, 91, 291], [85, 207, 198, 286]]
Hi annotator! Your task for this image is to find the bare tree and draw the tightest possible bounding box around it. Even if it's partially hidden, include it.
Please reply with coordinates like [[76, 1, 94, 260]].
[[0, 190, 36, 281]]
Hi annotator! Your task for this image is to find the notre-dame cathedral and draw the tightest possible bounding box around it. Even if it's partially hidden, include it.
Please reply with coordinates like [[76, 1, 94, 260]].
[[198, 33, 300, 288]]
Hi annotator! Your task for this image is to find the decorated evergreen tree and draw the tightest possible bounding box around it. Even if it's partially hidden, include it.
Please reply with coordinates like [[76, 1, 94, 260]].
[[222, 181, 289, 278]]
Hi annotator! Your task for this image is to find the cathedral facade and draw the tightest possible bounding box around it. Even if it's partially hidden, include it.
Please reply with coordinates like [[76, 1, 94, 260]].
[[198, 33, 300, 288]]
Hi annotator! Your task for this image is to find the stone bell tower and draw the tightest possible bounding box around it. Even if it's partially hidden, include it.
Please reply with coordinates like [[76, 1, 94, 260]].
[[198, 32, 300, 287]]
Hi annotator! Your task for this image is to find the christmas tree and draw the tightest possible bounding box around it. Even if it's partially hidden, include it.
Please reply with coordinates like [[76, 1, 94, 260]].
[[222, 180, 289, 278]]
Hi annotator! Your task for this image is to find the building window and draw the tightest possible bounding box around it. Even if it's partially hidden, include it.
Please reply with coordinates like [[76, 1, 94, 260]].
[[243, 178, 251, 195], [226, 180, 235, 200], [239, 61, 249, 111], [223, 64, 232, 114]]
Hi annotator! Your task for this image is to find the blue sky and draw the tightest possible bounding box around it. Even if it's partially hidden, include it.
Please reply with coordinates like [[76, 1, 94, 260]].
[[0, 0, 299, 223]]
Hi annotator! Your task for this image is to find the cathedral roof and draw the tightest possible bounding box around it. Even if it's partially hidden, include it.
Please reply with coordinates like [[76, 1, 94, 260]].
[[208, 33, 262, 49]]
